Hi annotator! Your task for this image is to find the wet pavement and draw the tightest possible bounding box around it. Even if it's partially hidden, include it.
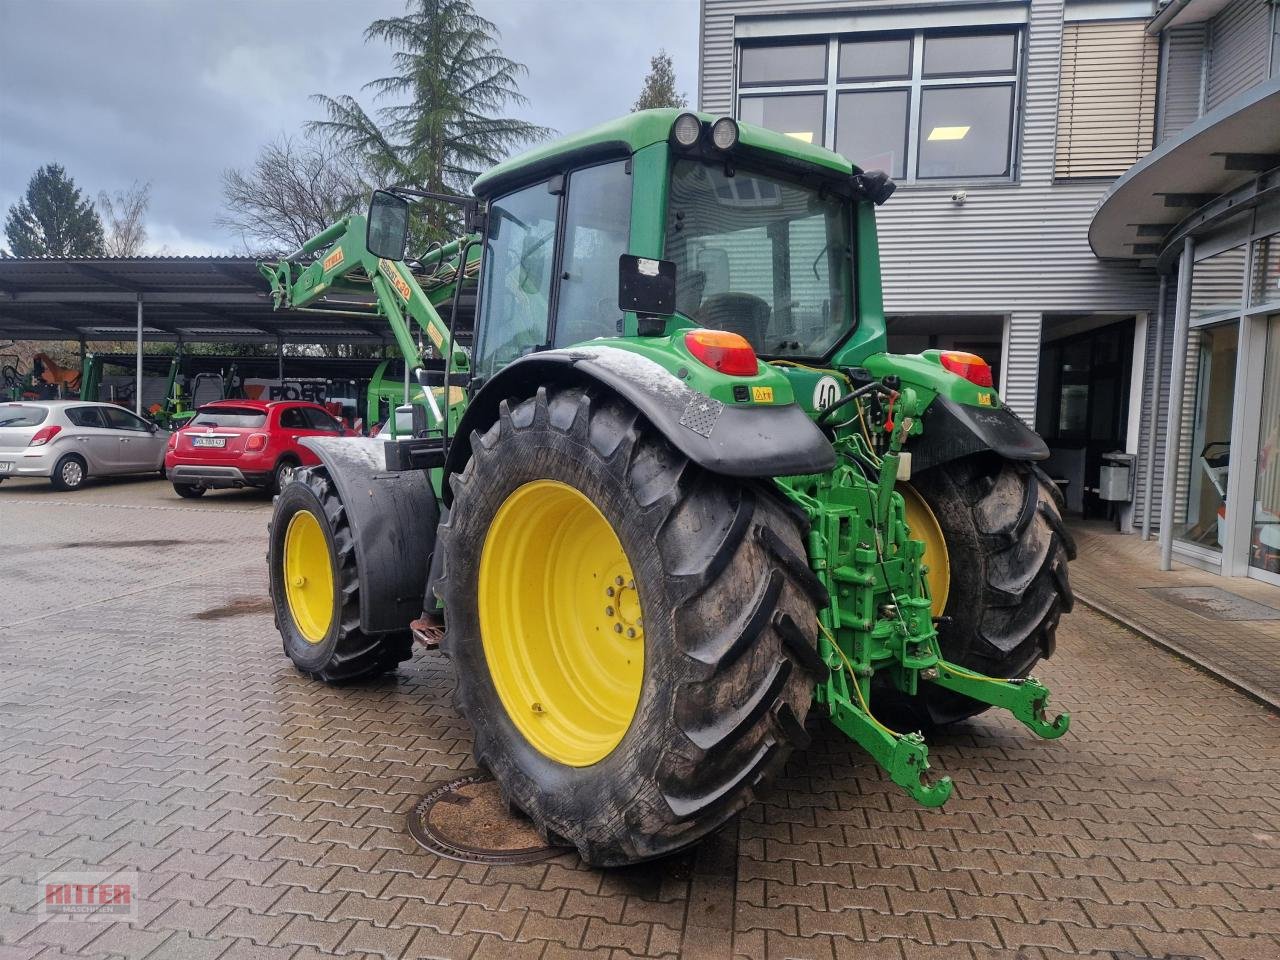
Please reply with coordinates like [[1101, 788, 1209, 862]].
[[1, 477, 1277, 960]]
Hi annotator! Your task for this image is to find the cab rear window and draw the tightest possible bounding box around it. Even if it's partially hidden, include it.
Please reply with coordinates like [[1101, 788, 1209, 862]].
[[191, 407, 267, 428], [0, 405, 48, 427]]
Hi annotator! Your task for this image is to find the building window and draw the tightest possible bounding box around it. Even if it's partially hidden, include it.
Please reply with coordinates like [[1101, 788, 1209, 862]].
[[1055, 21, 1158, 179], [738, 29, 1021, 182], [738, 93, 826, 145], [739, 42, 827, 85]]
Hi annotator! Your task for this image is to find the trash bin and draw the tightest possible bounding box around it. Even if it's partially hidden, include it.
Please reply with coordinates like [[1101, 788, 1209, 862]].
[[1098, 451, 1135, 502]]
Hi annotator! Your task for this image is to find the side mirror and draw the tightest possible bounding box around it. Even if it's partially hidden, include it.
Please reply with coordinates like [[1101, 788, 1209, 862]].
[[618, 254, 677, 318], [853, 170, 896, 206], [367, 190, 411, 261]]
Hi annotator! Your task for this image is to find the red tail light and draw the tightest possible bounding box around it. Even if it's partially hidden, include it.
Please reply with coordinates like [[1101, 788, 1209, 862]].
[[166, 432, 178, 451], [29, 425, 61, 447], [683, 329, 758, 377], [245, 433, 268, 452], [939, 351, 993, 388]]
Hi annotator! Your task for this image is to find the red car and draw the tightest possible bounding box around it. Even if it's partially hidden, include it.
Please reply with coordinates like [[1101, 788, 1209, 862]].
[[165, 399, 346, 498]]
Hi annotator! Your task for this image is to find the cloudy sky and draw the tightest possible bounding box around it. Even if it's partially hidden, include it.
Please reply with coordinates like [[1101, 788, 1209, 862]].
[[0, 0, 699, 255]]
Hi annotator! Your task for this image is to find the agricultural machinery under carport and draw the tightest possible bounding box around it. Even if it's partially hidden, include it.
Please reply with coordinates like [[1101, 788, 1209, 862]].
[[260, 109, 1074, 866]]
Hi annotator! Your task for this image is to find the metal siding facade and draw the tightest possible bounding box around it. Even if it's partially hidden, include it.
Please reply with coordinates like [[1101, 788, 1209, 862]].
[[1204, 0, 1272, 111], [1157, 25, 1206, 144], [701, 0, 1160, 317], [1132, 277, 1177, 523], [1003, 311, 1044, 422]]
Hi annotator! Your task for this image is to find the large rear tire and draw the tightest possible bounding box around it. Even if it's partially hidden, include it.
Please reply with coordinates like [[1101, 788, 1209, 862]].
[[268, 466, 412, 683], [440, 386, 827, 866], [881, 454, 1075, 728]]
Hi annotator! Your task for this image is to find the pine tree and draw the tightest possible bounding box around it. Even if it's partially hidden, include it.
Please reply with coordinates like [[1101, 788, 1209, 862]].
[[310, 0, 551, 243], [633, 50, 687, 112], [4, 163, 105, 257]]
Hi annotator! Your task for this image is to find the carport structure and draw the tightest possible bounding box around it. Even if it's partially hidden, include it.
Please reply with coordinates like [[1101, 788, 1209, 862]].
[[0, 256, 394, 414]]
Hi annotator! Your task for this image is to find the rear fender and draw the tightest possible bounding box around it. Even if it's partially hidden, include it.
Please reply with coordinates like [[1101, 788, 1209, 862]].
[[300, 436, 439, 634], [909, 396, 1048, 473], [441, 346, 835, 505]]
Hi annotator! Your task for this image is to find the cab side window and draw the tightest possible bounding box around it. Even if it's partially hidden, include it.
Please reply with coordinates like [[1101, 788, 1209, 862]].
[[553, 161, 632, 348], [279, 407, 308, 429], [473, 181, 559, 381], [66, 407, 107, 428], [103, 407, 151, 432]]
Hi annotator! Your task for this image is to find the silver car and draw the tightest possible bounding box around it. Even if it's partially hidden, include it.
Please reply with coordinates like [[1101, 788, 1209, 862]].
[[0, 400, 170, 491]]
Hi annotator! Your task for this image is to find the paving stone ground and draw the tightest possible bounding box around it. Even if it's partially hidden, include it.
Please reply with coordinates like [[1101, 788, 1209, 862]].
[[1069, 520, 1280, 709], [1, 476, 1277, 960]]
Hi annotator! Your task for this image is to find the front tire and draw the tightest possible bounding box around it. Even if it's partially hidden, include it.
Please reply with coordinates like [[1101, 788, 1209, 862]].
[[51, 454, 87, 491], [268, 466, 412, 682], [440, 386, 826, 866], [882, 454, 1075, 728]]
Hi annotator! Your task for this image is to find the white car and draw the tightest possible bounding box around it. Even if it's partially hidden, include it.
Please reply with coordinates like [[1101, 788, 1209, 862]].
[[0, 400, 170, 491]]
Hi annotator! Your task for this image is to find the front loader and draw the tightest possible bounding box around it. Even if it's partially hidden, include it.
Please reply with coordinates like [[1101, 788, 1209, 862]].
[[261, 109, 1074, 866]]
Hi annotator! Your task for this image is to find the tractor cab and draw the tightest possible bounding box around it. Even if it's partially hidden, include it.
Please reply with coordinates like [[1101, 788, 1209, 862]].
[[365, 109, 896, 391]]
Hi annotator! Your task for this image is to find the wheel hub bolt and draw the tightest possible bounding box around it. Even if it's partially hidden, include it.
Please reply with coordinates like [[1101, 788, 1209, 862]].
[[605, 606, 615, 616], [293, 576, 307, 588], [615, 576, 624, 586], [606, 586, 615, 597], [613, 624, 623, 633], [531, 701, 544, 713], [626, 628, 636, 638]]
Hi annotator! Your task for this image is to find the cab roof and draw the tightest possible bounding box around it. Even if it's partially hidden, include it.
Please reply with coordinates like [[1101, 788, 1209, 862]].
[[470, 108, 856, 199]]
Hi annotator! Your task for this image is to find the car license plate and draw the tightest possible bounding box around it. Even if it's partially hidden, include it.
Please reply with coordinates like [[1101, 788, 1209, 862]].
[[192, 437, 225, 448], [0, 461, 11, 474]]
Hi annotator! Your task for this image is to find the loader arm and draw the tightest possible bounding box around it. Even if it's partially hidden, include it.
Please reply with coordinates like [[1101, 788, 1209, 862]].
[[258, 216, 478, 430]]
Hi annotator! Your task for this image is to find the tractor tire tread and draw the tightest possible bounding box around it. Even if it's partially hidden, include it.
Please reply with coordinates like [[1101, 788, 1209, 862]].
[[440, 384, 820, 866], [271, 466, 412, 684]]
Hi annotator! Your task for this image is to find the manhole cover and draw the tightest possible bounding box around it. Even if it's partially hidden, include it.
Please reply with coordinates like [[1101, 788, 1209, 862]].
[[1144, 586, 1280, 621], [407, 774, 570, 864]]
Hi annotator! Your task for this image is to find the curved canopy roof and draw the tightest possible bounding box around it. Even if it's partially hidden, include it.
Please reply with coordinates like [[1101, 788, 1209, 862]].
[[1089, 78, 1280, 262]]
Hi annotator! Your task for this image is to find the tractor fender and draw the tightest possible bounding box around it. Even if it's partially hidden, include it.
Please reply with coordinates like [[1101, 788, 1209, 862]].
[[299, 436, 439, 635], [442, 346, 835, 504], [907, 395, 1049, 474]]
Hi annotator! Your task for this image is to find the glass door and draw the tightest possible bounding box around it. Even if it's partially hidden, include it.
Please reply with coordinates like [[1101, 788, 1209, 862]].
[[1250, 313, 1280, 577], [1174, 321, 1239, 552]]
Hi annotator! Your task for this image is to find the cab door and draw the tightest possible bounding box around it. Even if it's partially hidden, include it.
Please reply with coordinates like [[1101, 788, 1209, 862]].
[[472, 179, 559, 382]]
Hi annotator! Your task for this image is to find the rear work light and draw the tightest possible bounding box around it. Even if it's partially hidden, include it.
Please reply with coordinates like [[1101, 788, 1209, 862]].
[[28, 425, 61, 446], [939, 351, 994, 388], [684, 329, 759, 377], [245, 433, 268, 452]]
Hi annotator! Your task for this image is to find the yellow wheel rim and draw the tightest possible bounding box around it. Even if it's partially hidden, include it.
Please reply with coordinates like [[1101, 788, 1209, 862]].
[[478, 480, 645, 767], [283, 509, 335, 644], [899, 484, 951, 618]]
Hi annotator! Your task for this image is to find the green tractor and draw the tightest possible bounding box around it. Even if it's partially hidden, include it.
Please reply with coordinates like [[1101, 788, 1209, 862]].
[[261, 110, 1074, 866]]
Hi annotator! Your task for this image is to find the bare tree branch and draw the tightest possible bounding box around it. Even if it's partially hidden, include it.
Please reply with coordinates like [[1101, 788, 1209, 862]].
[[216, 133, 370, 257], [97, 181, 151, 257]]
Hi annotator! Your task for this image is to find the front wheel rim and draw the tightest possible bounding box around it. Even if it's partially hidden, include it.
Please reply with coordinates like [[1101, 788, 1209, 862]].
[[282, 509, 335, 643], [478, 480, 645, 767]]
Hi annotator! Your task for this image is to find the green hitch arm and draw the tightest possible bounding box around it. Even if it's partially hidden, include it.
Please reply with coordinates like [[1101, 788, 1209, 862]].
[[827, 696, 954, 807], [929, 665, 1071, 740]]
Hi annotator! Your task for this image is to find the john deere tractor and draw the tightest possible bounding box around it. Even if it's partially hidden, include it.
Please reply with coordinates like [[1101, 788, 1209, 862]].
[[261, 110, 1074, 866]]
